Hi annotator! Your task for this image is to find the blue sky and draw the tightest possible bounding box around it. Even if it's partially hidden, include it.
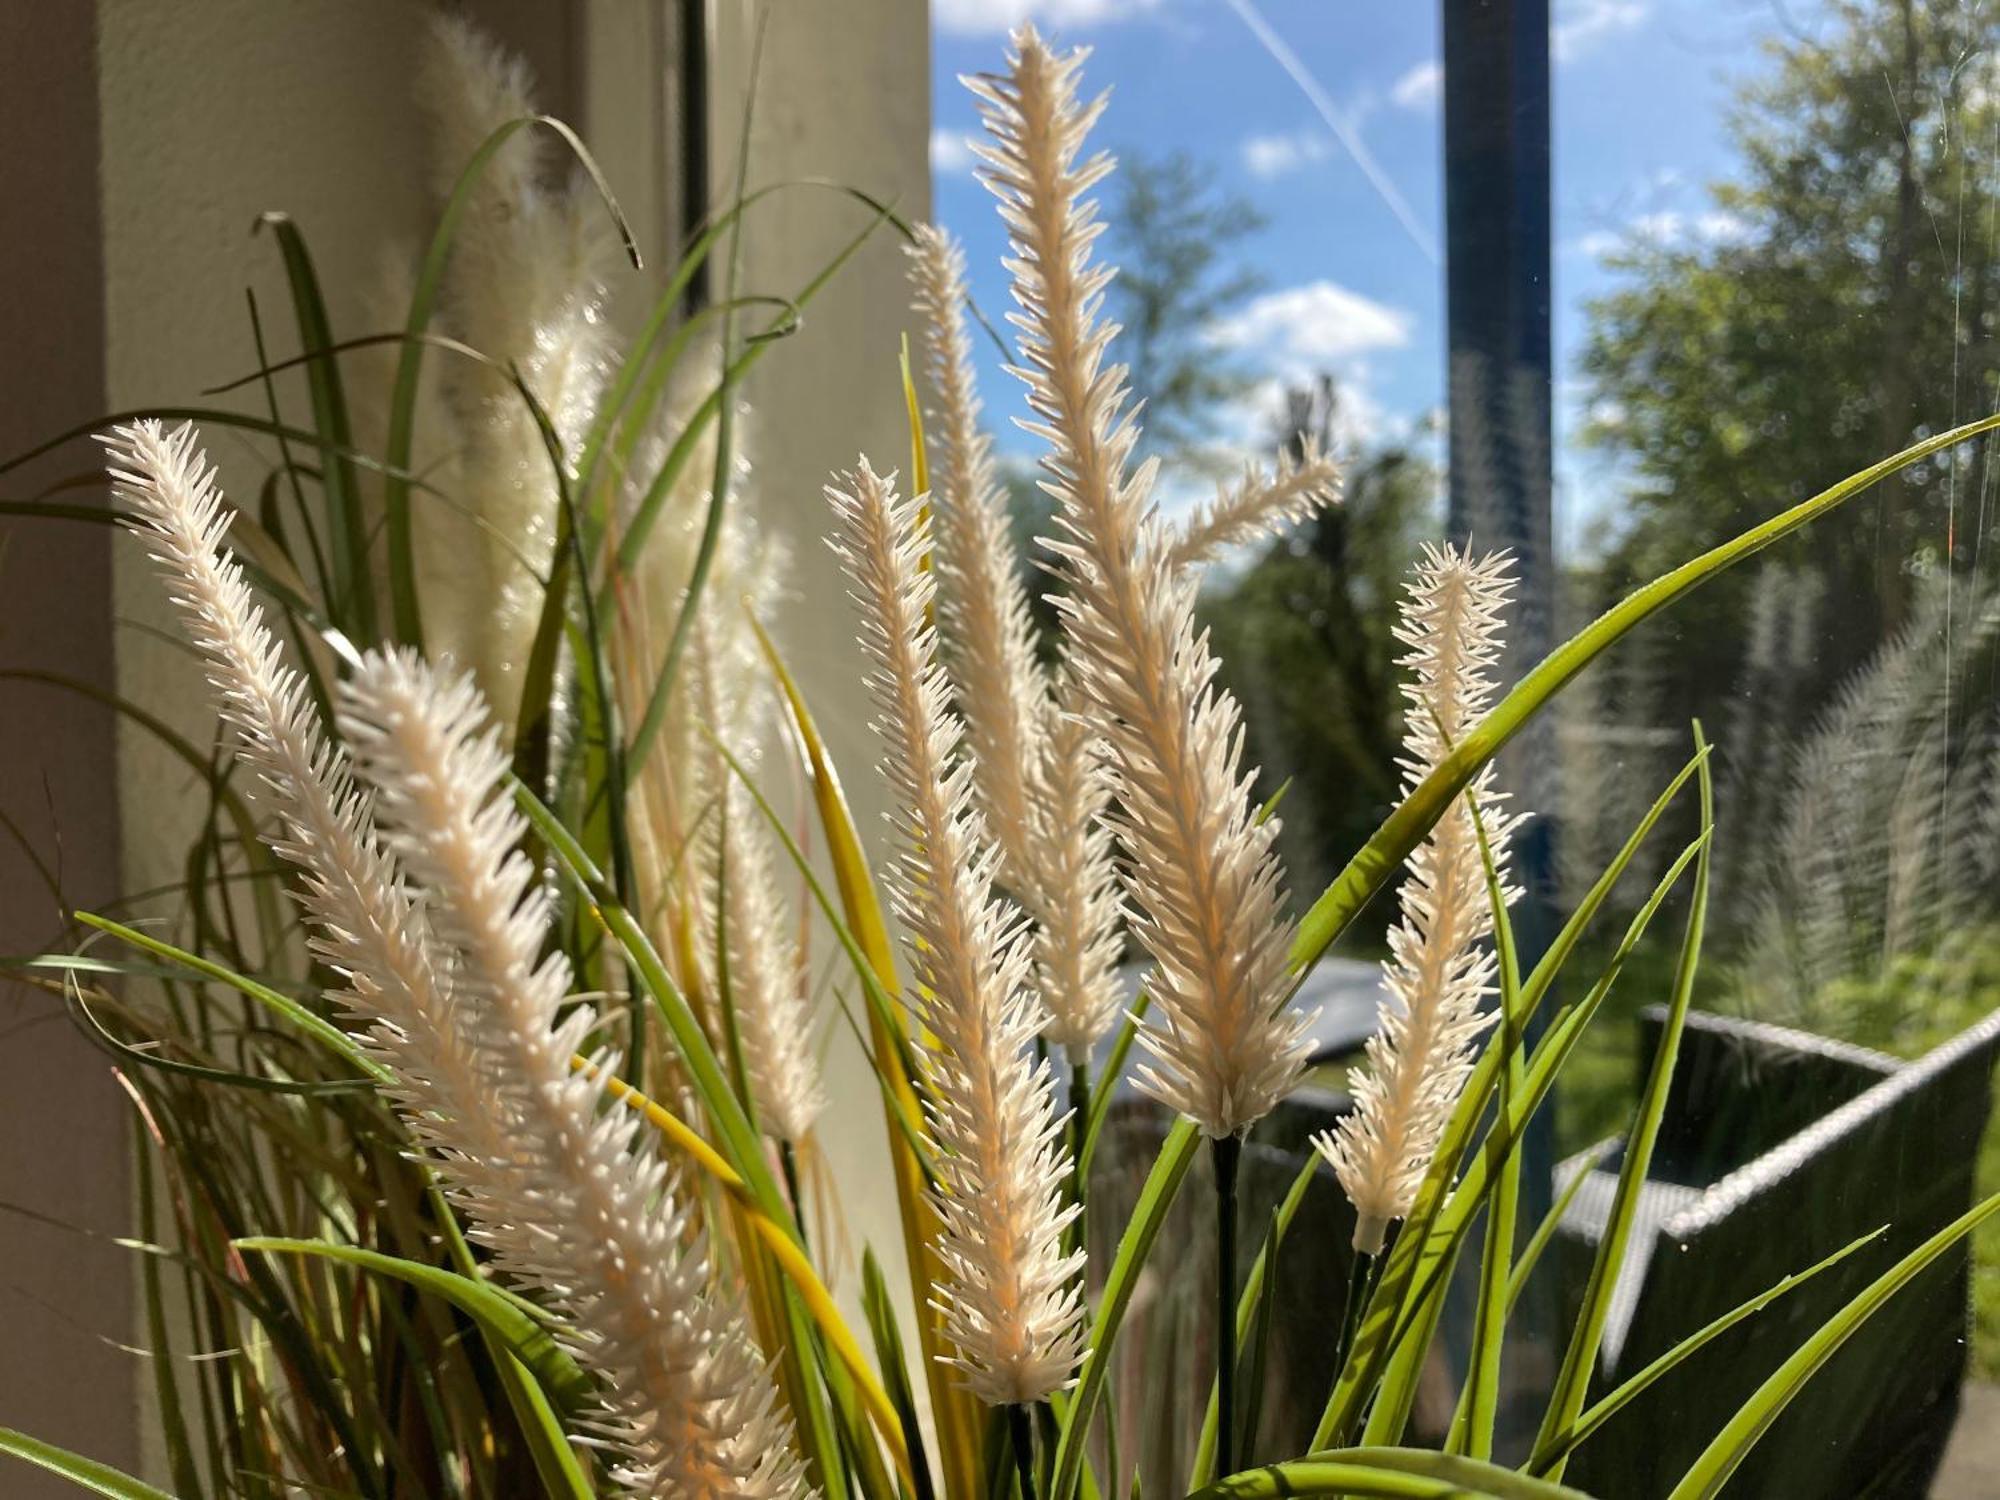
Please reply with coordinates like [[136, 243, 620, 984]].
[[927, 0, 1803, 549]]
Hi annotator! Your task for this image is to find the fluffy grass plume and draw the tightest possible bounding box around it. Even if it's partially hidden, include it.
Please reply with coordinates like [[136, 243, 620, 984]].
[[907, 220, 1124, 1059], [408, 13, 615, 728], [907, 221, 1051, 897], [717, 770, 826, 1146], [1030, 668, 1127, 1060], [341, 648, 812, 1498], [970, 26, 1311, 1138], [827, 457, 1087, 1406], [110, 420, 811, 1497], [1170, 438, 1342, 572], [1317, 544, 1519, 1254]]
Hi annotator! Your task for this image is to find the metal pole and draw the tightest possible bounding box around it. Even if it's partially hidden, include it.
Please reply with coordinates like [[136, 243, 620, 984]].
[[1442, 0, 1558, 1455]]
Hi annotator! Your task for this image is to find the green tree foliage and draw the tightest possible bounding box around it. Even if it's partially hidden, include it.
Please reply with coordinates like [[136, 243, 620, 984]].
[[1579, 0, 2000, 727], [1104, 149, 1268, 463]]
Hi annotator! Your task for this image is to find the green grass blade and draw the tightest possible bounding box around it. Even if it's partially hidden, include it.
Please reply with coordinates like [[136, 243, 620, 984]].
[[0, 1429, 179, 1500], [1454, 793, 1528, 1460], [73, 913, 387, 1085], [251, 213, 373, 640], [1049, 1117, 1202, 1500], [861, 1250, 936, 1500], [1190, 1447, 1593, 1499], [612, 199, 894, 578], [492, 1352, 598, 1500], [134, 1148, 202, 1499], [234, 1238, 593, 1413], [1533, 727, 1714, 1480], [1505, 1140, 1611, 1318], [1289, 412, 2000, 976], [1667, 1188, 2000, 1500], [1081, 994, 1149, 1175], [1534, 1226, 1881, 1475]]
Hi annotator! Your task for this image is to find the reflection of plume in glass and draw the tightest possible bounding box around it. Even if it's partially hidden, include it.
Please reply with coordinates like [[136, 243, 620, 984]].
[[1735, 582, 2000, 1033]]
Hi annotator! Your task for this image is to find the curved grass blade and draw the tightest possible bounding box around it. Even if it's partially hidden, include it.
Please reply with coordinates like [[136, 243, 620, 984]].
[[1533, 727, 1713, 1481], [1667, 1188, 2000, 1500], [574, 178, 913, 499], [56, 971, 366, 1097], [1290, 411, 2000, 975], [0, 1428, 179, 1500], [1049, 1117, 1202, 1500], [1532, 1225, 1881, 1474], [0, 408, 436, 484], [73, 913, 386, 1085], [1190, 1447, 1593, 1499], [252, 214, 373, 640], [234, 1238, 593, 1411], [381, 112, 638, 647]]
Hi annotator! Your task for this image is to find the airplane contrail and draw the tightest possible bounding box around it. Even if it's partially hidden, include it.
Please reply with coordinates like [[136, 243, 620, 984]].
[[1221, 0, 1443, 265]]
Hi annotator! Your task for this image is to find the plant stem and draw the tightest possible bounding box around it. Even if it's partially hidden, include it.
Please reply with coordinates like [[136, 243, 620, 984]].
[[1214, 1132, 1242, 1478], [1009, 1402, 1039, 1500], [1068, 1057, 1090, 1255], [1331, 1248, 1376, 1388]]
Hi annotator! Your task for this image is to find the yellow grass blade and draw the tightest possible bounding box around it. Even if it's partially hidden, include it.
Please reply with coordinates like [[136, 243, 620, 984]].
[[577, 1060, 913, 1487]]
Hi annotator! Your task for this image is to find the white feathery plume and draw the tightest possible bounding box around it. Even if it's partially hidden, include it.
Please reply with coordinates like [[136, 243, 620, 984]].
[[108, 420, 810, 1498], [103, 419, 510, 1183], [906, 221, 1051, 897], [1315, 544, 1519, 1255], [412, 12, 616, 731], [340, 648, 813, 1499], [716, 771, 825, 1146], [826, 458, 1087, 1407], [1031, 670, 1127, 1062], [1169, 439, 1343, 573], [970, 26, 1313, 1139], [906, 219, 1125, 1060]]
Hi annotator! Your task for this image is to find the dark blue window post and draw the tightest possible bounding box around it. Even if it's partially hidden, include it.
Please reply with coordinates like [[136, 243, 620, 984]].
[[1443, 0, 1559, 1445]]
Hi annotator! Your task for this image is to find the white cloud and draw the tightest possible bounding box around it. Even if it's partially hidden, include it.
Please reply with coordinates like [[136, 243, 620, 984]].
[[1572, 207, 1749, 260], [1206, 281, 1412, 370], [1241, 130, 1330, 180], [930, 128, 976, 177], [1391, 60, 1441, 111], [1553, 0, 1647, 62], [934, 0, 1161, 36]]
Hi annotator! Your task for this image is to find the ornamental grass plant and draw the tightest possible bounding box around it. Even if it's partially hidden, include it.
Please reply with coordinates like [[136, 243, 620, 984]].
[[5, 16, 2000, 1500]]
